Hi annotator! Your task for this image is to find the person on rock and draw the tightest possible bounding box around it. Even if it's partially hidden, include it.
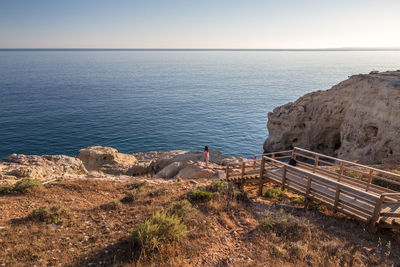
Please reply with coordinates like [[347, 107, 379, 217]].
[[203, 146, 210, 168]]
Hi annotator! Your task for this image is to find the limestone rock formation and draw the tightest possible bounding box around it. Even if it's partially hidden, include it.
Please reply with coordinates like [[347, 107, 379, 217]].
[[263, 70, 400, 163], [77, 146, 138, 175], [0, 154, 87, 182]]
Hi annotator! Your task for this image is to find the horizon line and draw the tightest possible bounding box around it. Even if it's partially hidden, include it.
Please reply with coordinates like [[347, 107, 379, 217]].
[[1, 47, 400, 52]]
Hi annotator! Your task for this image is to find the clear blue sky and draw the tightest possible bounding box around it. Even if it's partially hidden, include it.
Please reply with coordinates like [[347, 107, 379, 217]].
[[0, 0, 399, 49]]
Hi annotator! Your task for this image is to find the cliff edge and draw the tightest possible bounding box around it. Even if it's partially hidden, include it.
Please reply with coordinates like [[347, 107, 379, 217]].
[[263, 70, 400, 163]]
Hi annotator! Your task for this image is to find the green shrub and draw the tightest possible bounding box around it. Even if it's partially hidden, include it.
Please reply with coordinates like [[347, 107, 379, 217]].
[[206, 180, 248, 202], [0, 178, 41, 195], [168, 199, 195, 223], [29, 206, 68, 225], [263, 187, 285, 200], [259, 209, 310, 241], [100, 199, 122, 210], [188, 190, 212, 202], [0, 183, 14, 194], [208, 179, 229, 193], [131, 211, 187, 254]]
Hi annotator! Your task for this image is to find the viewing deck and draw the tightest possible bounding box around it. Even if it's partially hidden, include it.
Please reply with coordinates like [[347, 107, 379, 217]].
[[224, 147, 400, 230]]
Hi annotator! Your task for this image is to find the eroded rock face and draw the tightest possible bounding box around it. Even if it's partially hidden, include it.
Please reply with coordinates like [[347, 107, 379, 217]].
[[263, 70, 400, 163], [0, 154, 87, 182], [77, 146, 138, 175]]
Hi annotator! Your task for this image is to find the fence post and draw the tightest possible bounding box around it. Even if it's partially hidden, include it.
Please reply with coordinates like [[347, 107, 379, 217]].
[[258, 157, 266, 196], [292, 148, 297, 160], [241, 162, 245, 179], [369, 195, 385, 232], [338, 161, 345, 182], [334, 184, 341, 211], [281, 166, 287, 190], [313, 155, 319, 173], [225, 165, 230, 180], [304, 174, 312, 209], [253, 155, 257, 167], [366, 169, 373, 191]]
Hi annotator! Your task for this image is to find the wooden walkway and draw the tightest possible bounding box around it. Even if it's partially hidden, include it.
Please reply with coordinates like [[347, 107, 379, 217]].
[[224, 147, 400, 230]]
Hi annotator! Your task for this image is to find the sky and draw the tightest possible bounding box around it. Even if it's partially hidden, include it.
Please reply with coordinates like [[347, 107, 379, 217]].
[[0, 0, 399, 49]]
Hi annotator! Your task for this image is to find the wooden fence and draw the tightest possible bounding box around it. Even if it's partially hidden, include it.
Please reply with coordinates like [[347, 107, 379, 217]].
[[224, 147, 400, 230]]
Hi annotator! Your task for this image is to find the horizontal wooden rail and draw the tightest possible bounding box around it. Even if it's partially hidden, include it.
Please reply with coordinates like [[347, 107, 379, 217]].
[[294, 147, 400, 181]]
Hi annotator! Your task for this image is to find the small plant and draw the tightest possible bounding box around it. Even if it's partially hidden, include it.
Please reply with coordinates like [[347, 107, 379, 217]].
[[100, 199, 122, 210], [29, 206, 68, 225], [271, 245, 287, 256], [131, 211, 187, 254], [258, 209, 311, 241], [124, 188, 141, 202], [206, 180, 248, 202], [168, 199, 195, 223], [127, 180, 148, 190], [0, 178, 41, 195], [188, 189, 212, 202], [124, 181, 149, 202], [291, 197, 304, 205], [0, 183, 14, 194], [208, 179, 229, 193], [149, 187, 170, 197], [263, 187, 286, 200], [227, 184, 249, 202]]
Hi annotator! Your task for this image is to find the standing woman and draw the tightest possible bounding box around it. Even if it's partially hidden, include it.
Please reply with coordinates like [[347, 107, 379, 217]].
[[204, 146, 210, 168]]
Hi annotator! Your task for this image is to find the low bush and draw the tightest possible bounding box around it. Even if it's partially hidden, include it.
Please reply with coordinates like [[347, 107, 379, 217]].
[[208, 179, 229, 193], [0, 178, 41, 195], [263, 187, 286, 200], [128, 180, 148, 190], [258, 209, 311, 241], [131, 211, 187, 254], [28, 206, 68, 225], [124, 189, 141, 202], [124, 181, 149, 202], [207, 180, 248, 202], [149, 187, 170, 197], [188, 190, 212, 202], [168, 199, 195, 223], [100, 199, 122, 210], [291, 197, 304, 205]]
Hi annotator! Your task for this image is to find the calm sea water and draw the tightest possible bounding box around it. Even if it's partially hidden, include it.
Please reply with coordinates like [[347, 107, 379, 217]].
[[1, 50, 400, 159]]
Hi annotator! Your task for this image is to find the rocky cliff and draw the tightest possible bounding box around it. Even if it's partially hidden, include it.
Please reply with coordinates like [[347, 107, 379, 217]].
[[263, 70, 400, 163]]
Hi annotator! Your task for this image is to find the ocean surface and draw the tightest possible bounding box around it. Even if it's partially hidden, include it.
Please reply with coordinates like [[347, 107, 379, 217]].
[[1, 50, 400, 159]]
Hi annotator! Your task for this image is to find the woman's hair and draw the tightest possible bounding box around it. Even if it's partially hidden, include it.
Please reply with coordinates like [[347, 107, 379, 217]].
[[204, 146, 209, 151]]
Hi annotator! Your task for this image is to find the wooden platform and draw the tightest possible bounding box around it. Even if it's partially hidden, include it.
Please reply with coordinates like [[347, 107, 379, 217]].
[[224, 148, 400, 230]]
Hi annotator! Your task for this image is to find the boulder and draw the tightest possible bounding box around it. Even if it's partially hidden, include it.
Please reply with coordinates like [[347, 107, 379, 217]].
[[77, 146, 138, 175], [263, 70, 400, 163], [156, 162, 184, 179], [0, 154, 87, 182]]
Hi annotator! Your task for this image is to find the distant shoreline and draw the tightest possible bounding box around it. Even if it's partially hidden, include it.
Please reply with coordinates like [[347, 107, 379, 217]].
[[1, 48, 400, 52]]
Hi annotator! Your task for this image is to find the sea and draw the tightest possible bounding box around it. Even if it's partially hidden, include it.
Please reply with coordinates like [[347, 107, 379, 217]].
[[1, 49, 400, 159]]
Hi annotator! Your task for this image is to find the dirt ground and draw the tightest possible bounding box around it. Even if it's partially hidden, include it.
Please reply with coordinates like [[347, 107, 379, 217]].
[[0, 178, 399, 266]]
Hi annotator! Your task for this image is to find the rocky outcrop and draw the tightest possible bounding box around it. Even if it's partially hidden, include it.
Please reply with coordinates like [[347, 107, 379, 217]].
[[0, 146, 243, 183], [0, 154, 87, 182], [77, 146, 138, 175], [264, 70, 400, 163]]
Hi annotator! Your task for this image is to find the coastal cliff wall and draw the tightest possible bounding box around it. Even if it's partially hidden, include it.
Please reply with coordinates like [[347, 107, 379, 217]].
[[263, 70, 400, 163]]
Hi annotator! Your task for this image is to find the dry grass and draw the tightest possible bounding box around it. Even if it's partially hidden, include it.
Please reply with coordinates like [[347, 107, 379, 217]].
[[0, 178, 399, 266]]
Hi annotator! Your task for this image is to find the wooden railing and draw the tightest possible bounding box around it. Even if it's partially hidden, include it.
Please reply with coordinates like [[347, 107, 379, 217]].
[[291, 147, 400, 199], [224, 147, 400, 229]]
